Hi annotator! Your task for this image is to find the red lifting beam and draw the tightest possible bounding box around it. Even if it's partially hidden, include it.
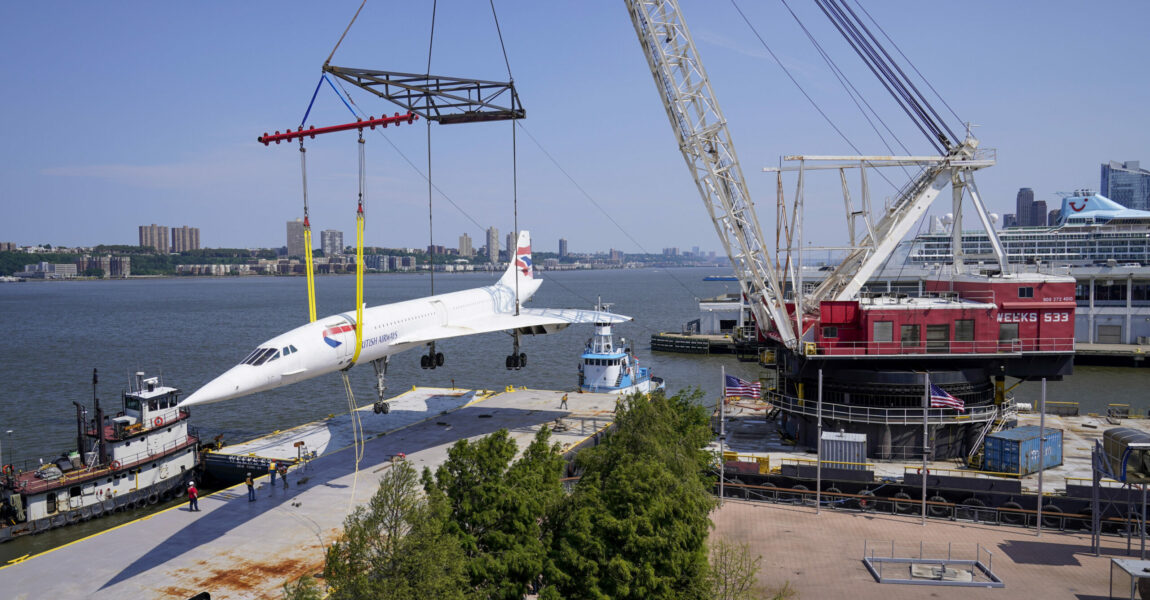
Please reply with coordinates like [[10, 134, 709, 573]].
[[258, 112, 418, 145]]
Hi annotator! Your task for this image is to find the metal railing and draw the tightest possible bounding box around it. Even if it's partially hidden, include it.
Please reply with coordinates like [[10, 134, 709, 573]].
[[8, 435, 198, 495], [808, 337, 1076, 357], [768, 391, 998, 425]]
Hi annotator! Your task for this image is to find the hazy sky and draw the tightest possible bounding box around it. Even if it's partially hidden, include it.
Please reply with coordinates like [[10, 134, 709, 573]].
[[2, 1, 1147, 256]]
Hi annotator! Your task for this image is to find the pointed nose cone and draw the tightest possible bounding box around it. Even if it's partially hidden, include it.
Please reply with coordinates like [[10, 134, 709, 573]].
[[179, 368, 253, 407]]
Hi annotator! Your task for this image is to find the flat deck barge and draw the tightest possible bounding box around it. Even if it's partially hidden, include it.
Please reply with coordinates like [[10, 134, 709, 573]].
[[0, 386, 619, 599]]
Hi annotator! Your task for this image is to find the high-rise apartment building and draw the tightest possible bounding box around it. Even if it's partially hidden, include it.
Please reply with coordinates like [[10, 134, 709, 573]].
[[139, 224, 169, 252], [558, 238, 568, 258], [171, 226, 200, 253], [1101, 160, 1150, 211], [287, 219, 306, 258], [505, 232, 515, 260], [459, 233, 473, 258], [321, 229, 344, 256], [486, 226, 499, 264]]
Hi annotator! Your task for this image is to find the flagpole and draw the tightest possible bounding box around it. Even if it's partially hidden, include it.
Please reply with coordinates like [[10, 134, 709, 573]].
[[816, 368, 823, 515], [1037, 377, 1046, 537], [922, 372, 929, 526], [720, 366, 726, 506]]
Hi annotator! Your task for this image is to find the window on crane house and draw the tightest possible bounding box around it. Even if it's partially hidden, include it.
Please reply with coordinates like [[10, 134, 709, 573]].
[[873, 321, 893, 342], [900, 324, 920, 346], [1018, 286, 1034, 298], [954, 320, 974, 342]]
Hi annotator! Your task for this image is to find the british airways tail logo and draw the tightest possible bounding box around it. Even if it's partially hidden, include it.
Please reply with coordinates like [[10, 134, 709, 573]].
[[516, 245, 533, 277], [322, 323, 355, 348]]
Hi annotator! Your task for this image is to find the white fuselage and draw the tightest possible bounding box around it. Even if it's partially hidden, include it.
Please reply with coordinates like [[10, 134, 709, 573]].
[[183, 276, 542, 406]]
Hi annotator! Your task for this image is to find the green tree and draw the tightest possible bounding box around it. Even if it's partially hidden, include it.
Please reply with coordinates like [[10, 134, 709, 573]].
[[428, 426, 565, 599], [546, 390, 716, 600], [281, 575, 323, 600], [323, 460, 467, 600], [708, 539, 764, 600]]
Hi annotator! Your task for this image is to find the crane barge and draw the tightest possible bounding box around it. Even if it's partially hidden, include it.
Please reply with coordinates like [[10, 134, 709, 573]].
[[626, 0, 1074, 461]]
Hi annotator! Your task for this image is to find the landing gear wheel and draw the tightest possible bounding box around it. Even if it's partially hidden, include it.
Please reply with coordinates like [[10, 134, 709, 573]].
[[420, 355, 430, 369], [518, 353, 527, 367], [381, 402, 389, 414], [506, 355, 515, 370], [435, 352, 444, 367]]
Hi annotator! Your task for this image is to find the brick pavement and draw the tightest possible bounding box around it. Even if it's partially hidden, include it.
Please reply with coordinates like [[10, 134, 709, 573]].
[[711, 499, 1139, 599]]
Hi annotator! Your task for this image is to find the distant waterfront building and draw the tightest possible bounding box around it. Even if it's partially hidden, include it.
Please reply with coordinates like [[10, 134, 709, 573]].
[[1101, 160, 1150, 211], [0, 242, 15, 251], [21, 261, 78, 279], [486, 226, 499, 264], [1002, 214, 1017, 228], [364, 254, 390, 271], [171, 226, 200, 253], [321, 229, 344, 256], [558, 238, 568, 258], [1048, 208, 1061, 226], [139, 224, 169, 252], [1015, 188, 1035, 227], [459, 233, 473, 258], [1032, 200, 1047, 227], [662, 247, 679, 256], [78, 255, 130, 278], [287, 219, 306, 258], [505, 232, 515, 260]]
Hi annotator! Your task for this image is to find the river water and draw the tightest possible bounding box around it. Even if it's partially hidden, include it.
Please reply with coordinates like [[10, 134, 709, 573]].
[[0, 268, 1147, 559]]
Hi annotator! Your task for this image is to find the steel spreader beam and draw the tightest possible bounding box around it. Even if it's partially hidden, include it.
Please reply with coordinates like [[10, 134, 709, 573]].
[[323, 66, 524, 125], [258, 112, 419, 146]]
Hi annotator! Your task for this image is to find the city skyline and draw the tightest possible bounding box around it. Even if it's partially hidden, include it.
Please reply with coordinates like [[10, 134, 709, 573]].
[[3, 3, 1148, 252]]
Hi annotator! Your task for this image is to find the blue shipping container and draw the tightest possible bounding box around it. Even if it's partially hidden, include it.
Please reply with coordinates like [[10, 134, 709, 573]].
[[983, 425, 1063, 476]]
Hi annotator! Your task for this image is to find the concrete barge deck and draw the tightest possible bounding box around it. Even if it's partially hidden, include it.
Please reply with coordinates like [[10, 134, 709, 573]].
[[0, 386, 620, 599]]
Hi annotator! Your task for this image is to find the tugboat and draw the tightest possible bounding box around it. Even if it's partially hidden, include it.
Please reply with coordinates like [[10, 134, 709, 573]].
[[578, 300, 665, 395], [0, 370, 199, 542]]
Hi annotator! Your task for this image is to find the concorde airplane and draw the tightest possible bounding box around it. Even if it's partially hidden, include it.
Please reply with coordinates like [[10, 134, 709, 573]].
[[179, 231, 629, 412]]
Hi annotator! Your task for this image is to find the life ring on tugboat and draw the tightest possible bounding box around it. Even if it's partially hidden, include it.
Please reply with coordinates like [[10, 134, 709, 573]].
[[153, 417, 164, 428], [110, 460, 122, 471], [2, 464, 13, 476]]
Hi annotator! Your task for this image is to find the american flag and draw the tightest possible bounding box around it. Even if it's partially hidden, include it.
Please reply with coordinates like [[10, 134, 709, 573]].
[[929, 384, 965, 412], [724, 374, 761, 399]]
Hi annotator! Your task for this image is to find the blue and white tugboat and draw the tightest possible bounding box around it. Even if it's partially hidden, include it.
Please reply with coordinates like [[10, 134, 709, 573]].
[[578, 301, 664, 395], [0, 370, 199, 541]]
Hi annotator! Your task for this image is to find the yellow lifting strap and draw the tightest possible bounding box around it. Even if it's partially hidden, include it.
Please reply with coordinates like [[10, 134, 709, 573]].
[[303, 225, 317, 322], [350, 207, 365, 364], [349, 135, 367, 366], [299, 141, 318, 323]]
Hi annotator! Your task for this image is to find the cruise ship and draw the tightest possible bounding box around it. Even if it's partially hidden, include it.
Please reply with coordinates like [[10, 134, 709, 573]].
[[905, 191, 1150, 266]]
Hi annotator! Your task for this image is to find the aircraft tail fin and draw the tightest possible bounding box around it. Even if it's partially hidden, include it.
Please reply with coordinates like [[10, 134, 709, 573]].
[[499, 230, 533, 287]]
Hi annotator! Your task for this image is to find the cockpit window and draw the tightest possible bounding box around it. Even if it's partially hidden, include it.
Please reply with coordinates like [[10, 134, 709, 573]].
[[244, 347, 277, 365], [253, 349, 280, 366], [241, 348, 262, 364], [289, 345, 298, 353]]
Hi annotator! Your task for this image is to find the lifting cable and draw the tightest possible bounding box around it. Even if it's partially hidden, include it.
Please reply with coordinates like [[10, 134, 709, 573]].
[[342, 132, 369, 510], [489, 0, 520, 313], [426, 0, 437, 298]]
